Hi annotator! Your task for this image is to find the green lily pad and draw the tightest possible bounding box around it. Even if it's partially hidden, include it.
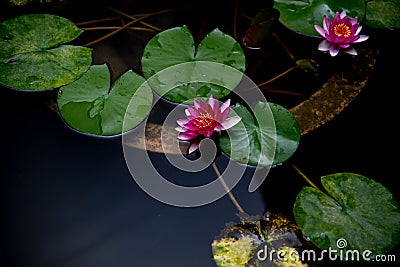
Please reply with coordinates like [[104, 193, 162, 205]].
[[0, 13, 92, 91], [294, 173, 400, 258], [57, 64, 153, 136], [212, 212, 309, 267], [219, 101, 300, 167], [141, 25, 245, 103], [296, 59, 319, 75], [273, 0, 366, 36], [365, 0, 400, 29]]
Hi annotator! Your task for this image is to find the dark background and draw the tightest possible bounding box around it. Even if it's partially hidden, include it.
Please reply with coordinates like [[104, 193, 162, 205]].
[[1, 0, 399, 266]]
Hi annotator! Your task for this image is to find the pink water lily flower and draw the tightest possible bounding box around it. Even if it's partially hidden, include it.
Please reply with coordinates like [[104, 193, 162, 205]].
[[176, 95, 241, 154], [314, 10, 369, 57]]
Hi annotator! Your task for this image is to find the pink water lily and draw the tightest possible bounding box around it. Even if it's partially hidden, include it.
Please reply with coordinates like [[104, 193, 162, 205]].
[[176, 95, 241, 154], [314, 10, 369, 57]]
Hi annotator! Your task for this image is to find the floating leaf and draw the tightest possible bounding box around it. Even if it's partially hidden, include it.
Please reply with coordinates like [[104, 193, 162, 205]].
[[141, 25, 245, 103], [57, 64, 153, 136], [365, 0, 400, 29], [212, 212, 309, 267], [0, 13, 92, 91], [294, 173, 400, 258], [296, 59, 319, 75], [219, 101, 300, 167], [273, 0, 366, 36], [242, 8, 280, 49]]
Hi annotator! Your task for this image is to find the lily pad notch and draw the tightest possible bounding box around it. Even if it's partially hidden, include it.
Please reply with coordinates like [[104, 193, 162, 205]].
[[141, 25, 246, 103], [57, 64, 153, 137]]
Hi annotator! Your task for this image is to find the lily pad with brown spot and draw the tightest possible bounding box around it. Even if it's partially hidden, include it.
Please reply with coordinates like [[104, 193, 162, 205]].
[[0, 13, 92, 91], [211, 212, 312, 267]]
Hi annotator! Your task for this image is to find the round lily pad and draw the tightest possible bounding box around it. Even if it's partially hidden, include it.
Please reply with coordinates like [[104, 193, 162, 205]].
[[141, 25, 246, 103], [273, 0, 366, 36], [294, 172, 400, 258], [57, 64, 153, 136], [0, 13, 92, 91], [219, 101, 300, 167]]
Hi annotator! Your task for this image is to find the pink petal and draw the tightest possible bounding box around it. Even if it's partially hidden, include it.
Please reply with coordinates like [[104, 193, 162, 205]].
[[198, 99, 208, 112], [219, 99, 231, 121], [353, 34, 369, 43], [324, 16, 331, 31], [220, 106, 230, 122], [175, 126, 187, 132], [318, 40, 331, 51], [350, 17, 359, 26], [341, 15, 349, 25], [206, 102, 214, 115], [203, 131, 214, 138], [187, 105, 199, 117], [208, 96, 222, 120], [178, 131, 199, 141], [332, 35, 346, 43], [340, 10, 347, 19], [188, 142, 200, 154], [350, 24, 360, 35], [221, 116, 241, 130], [183, 123, 199, 132], [314, 25, 326, 37], [208, 95, 218, 111], [220, 98, 231, 113], [176, 118, 189, 127], [329, 45, 340, 57], [193, 99, 201, 109], [347, 35, 360, 43], [333, 12, 341, 24], [354, 25, 362, 35], [344, 46, 357, 55]]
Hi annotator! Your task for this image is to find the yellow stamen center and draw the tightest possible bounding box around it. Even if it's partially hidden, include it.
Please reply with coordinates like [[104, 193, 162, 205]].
[[333, 23, 351, 37], [193, 113, 218, 131]]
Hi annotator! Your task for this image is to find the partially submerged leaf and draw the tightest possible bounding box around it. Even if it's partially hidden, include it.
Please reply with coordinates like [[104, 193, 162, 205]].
[[141, 25, 245, 103], [57, 64, 153, 136], [273, 0, 366, 36], [219, 101, 300, 167], [296, 59, 319, 75], [0, 13, 92, 90], [242, 8, 280, 49], [212, 212, 309, 267], [294, 173, 400, 258]]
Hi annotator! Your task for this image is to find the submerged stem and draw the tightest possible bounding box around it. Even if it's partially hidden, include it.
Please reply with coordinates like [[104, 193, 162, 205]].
[[273, 32, 295, 60], [292, 164, 321, 191], [257, 66, 295, 87], [83, 7, 179, 47], [212, 162, 245, 213], [106, 6, 162, 31], [81, 26, 155, 32]]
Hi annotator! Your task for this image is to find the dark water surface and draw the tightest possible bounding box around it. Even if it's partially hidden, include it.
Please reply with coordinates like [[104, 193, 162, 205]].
[[1, 1, 399, 266]]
